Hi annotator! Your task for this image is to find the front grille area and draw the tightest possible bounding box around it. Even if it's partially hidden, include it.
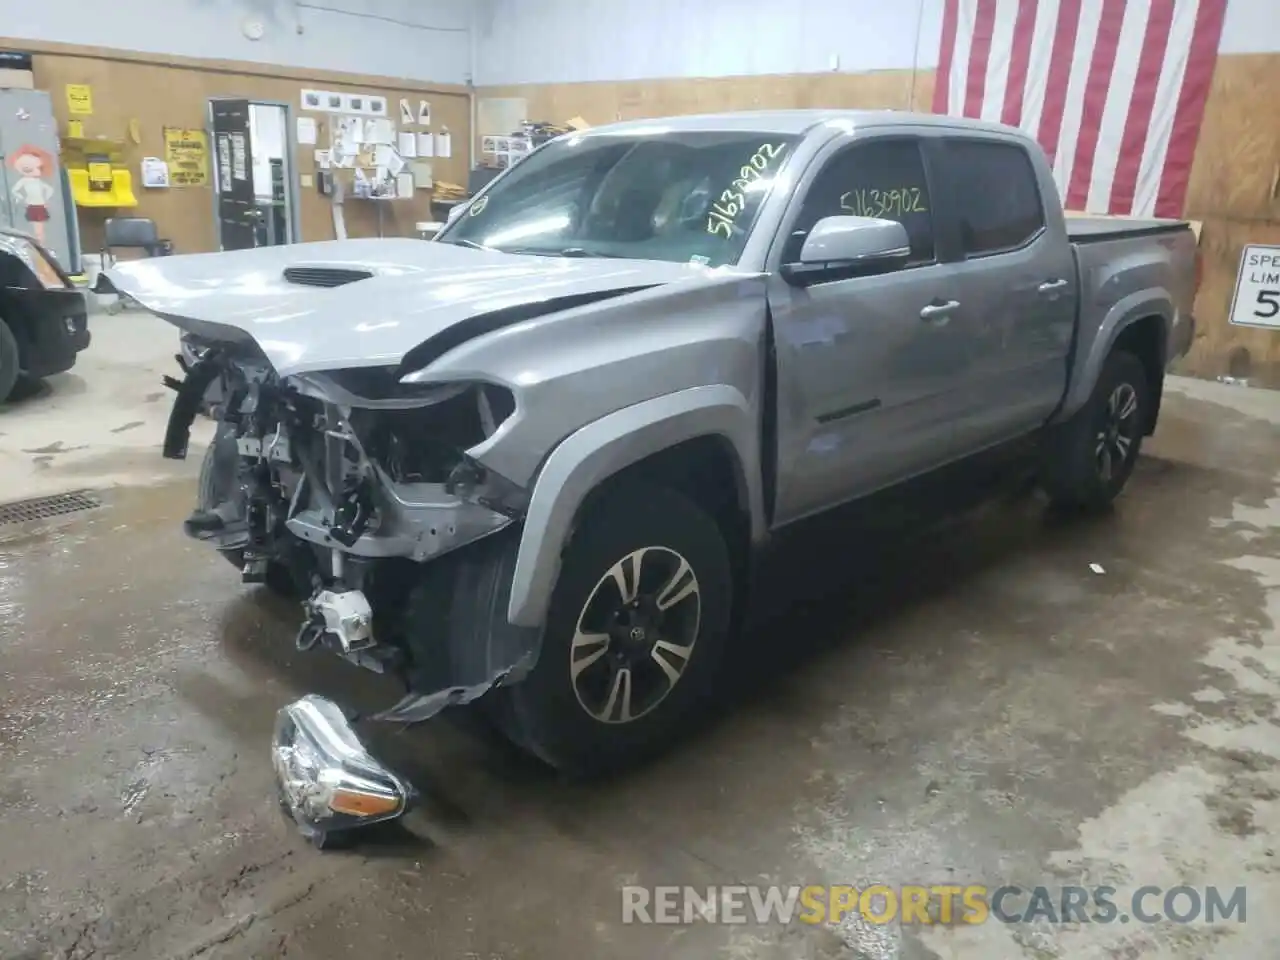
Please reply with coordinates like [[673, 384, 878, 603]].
[[0, 490, 101, 527], [283, 266, 373, 288]]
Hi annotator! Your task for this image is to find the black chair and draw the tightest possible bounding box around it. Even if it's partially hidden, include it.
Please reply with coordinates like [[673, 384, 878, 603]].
[[95, 217, 173, 311], [102, 217, 173, 262]]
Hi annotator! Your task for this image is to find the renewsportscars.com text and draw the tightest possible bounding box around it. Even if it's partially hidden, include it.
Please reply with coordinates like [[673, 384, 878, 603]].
[[621, 884, 1247, 926]]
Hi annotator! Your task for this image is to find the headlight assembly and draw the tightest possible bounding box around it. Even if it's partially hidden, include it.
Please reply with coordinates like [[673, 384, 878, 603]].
[[271, 694, 414, 848]]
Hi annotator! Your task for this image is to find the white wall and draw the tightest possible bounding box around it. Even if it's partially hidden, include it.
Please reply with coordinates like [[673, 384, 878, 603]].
[[9, 0, 474, 84], [473, 0, 1280, 87], [1219, 0, 1280, 53], [474, 0, 942, 85], [14, 0, 1280, 91]]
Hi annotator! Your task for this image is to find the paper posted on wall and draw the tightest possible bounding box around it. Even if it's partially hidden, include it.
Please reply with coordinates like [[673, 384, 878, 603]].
[[141, 157, 170, 189], [397, 131, 417, 158], [163, 128, 209, 186], [332, 116, 363, 167], [417, 132, 434, 157], [436, 130, 452, 158], [399, 99, 415, 125], [367, 118, 395, 145], [296, 116, 317, 145], [335, 116, 364, 146], [410, 159, 433, 187]]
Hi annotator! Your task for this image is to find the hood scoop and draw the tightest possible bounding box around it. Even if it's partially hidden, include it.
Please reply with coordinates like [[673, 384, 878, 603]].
[[284, 266, 373, 288]]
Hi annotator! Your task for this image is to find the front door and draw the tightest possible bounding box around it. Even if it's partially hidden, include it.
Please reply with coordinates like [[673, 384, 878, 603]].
[[210, 99, 259, 251], [767, 135, 980, 526]]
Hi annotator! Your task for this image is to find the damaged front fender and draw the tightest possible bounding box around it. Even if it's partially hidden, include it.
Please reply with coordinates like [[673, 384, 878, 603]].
[[386, 524, 542, 723], [372, 654, 534, 724]]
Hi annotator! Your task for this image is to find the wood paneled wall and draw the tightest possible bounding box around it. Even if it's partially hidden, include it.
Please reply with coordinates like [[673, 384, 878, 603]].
[[480, 55, 1280, 387], [7, 38, 472, 257]]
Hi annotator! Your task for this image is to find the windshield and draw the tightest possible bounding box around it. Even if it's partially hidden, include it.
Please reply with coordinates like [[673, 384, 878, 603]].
[[437, 130, 797, 267]]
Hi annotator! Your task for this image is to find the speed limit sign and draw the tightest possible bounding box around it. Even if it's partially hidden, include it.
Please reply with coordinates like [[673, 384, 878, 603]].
[[1229, 244, 1280, 329]]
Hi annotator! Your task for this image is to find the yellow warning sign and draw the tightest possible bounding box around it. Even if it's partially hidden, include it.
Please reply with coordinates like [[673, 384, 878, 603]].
[[66, 84, 93, 115], [163, 128, 209, 187]]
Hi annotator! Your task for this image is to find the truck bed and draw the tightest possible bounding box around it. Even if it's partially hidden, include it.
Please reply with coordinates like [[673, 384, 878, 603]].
[[1059, 214, 1199, 421], [1066, 216, 1189, 244]]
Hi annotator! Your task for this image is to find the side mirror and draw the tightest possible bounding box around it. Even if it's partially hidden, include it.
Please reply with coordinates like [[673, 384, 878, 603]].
[[781, 216, 911, 287]]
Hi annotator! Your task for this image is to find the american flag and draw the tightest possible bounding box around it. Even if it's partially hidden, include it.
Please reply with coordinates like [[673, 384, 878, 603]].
[[932, 0, 1227, 218]]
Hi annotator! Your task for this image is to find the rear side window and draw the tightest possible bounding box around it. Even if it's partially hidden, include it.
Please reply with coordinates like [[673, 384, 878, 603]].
[[945, 140, 1045, 256], [785, 139, 934, 265]]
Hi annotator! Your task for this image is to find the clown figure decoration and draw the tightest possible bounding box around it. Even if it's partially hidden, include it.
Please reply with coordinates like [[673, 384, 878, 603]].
[[8, 144, 57, 245]]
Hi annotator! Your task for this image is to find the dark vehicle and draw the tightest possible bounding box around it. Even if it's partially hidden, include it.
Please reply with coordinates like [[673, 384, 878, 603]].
[[0, 228, 90, 402]]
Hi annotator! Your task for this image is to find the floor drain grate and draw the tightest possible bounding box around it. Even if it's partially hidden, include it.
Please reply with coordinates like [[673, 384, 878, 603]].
[[0, 490, 102, 526]]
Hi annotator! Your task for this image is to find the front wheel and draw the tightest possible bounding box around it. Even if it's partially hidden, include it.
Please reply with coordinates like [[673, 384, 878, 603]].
[[1042, 349, 1149, 510], [494, 482, 733, 776], [197, 425, 301, 597]]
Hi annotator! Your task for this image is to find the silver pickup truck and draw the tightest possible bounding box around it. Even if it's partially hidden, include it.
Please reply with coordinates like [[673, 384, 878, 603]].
[[107, 110, 1198, 841]]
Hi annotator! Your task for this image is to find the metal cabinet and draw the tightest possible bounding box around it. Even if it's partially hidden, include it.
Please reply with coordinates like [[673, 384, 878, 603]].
[[0, 89, 73, 270]]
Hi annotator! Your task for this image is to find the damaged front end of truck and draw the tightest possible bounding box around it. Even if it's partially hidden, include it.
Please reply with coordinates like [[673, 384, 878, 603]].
[[163, 338, 542, 842], [101, 235, 732, 846]]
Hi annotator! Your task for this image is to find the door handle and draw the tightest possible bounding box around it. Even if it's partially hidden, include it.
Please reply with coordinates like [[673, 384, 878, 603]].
[[1038, 278, 1068, 294], [919, 300, 960, 323]]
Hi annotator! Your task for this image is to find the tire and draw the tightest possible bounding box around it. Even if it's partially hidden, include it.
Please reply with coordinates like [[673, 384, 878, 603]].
[[494, 482, 733, 777], [1042, 349, 1149, 510], [197, 426, 300, 597], [0, 319, 19, 403]]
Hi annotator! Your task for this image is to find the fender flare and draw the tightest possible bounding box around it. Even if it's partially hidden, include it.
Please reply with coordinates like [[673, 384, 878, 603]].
[[1057, 288, 1171, 422], [504, 384, 764, 628]]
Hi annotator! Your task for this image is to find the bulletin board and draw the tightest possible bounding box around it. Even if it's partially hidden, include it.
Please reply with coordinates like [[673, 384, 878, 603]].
[[16, 37, 471, 255]]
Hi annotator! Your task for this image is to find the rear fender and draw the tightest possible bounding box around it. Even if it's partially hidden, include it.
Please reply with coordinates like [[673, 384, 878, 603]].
[[1056, 288, 1171, 422], [504, 385, 764, 628]]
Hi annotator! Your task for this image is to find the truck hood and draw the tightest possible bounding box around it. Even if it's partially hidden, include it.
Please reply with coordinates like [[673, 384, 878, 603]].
[[104, 238, 721, 377]]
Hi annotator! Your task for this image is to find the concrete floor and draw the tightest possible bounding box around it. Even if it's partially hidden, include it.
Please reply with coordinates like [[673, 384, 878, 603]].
[[2, 313, 1279, 959]]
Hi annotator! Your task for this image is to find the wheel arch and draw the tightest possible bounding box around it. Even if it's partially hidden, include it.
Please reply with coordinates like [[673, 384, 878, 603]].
[[1110, 314, 1166, 435], [505, 385, 765, 628], [1059, 289, 1170, 432]]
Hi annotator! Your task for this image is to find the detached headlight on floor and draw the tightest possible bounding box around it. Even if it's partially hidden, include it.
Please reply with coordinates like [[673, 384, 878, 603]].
[[271, 694, 412, 847]]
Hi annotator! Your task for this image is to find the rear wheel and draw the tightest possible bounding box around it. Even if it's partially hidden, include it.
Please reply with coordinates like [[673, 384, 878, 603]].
[[0, 318, 19, 403], [1042, 349, 1149, 510], [493, 482, 733, 776]]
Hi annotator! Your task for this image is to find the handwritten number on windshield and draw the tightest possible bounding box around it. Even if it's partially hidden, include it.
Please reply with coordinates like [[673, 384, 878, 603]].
[[707, 143, 784, 239]]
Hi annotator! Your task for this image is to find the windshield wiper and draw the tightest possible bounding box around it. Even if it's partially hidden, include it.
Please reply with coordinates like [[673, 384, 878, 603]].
[[437, 238, 493, 251], [512, 246, 620, 258]]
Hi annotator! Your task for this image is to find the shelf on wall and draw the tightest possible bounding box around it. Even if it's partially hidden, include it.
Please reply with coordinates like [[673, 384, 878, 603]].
[[68, 168, 138, 207], [61, 137, 138, 207]]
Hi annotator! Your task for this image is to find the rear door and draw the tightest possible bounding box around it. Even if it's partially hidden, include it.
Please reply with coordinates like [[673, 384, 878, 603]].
[[934, 137, 1077, 441], [209, 99, 259, 251], [766, 134, 982, 526]]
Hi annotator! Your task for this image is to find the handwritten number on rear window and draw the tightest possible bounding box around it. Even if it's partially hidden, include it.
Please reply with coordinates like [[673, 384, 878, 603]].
[[707, 143, 784, 239], [839, 187, 928, 219]]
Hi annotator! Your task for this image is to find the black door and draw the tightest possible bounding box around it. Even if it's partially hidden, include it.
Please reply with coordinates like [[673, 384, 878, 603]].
[[210, 99, 258, 251]]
